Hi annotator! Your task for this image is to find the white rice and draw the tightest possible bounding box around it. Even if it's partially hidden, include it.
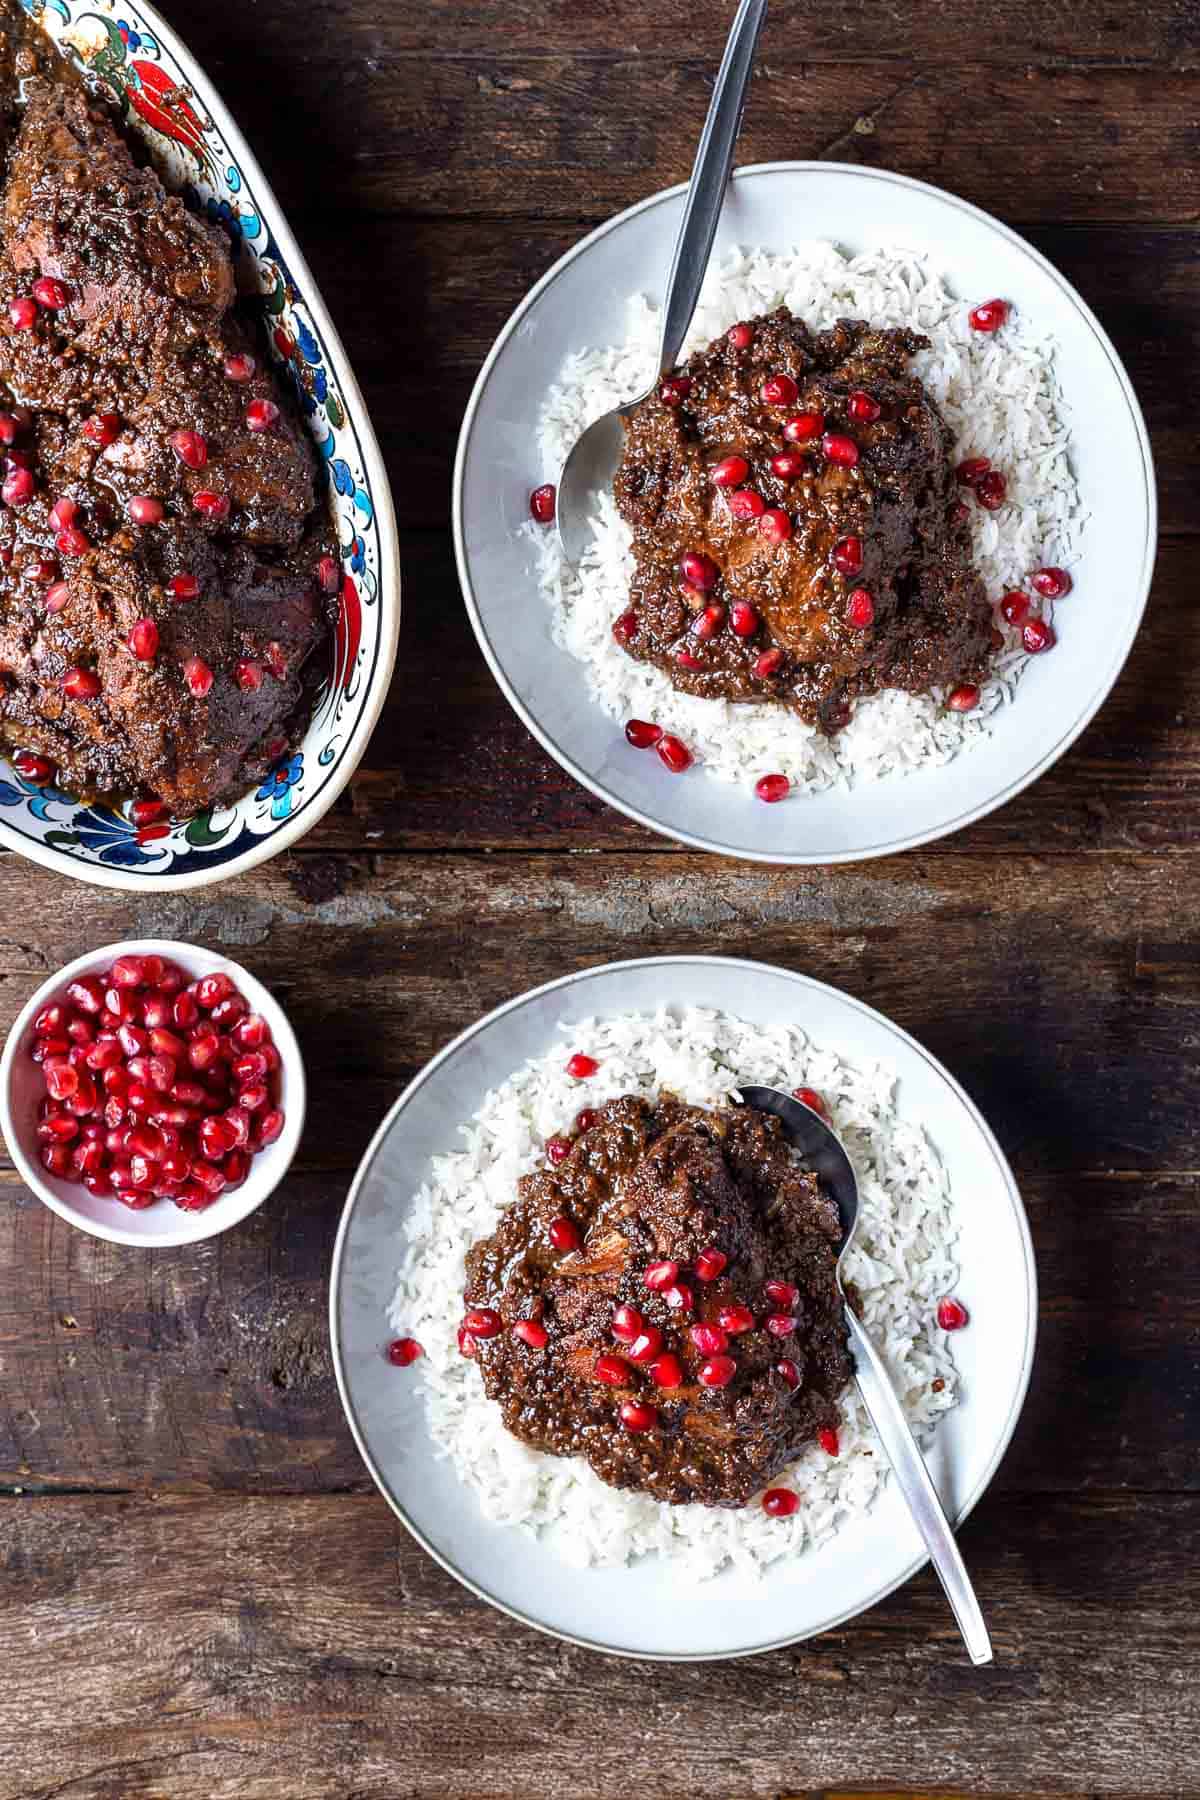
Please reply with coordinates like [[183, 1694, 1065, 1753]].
[[531, 243, 1082, 795], [388, 1007, 961, 1580]]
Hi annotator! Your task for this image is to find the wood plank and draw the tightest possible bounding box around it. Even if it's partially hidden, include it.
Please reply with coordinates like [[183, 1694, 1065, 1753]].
[[163, 0, 1200, 67], [227, 532, 1198, 856], [198, 55, 1200, 227], [0, 1168, 1195, 1497], [0, 1491, 1195, 1797], [286, 220, 1199, 539]]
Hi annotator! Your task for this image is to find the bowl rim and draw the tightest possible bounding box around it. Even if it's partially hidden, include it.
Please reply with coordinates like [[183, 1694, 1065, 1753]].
[[0, 0, 402, 893], [0, 937, 306, 1246], [329, 952, 1038, 1661], [453, 159, 1158, 866]]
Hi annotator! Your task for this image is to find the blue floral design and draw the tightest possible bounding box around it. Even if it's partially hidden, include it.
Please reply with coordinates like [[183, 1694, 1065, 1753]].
[[47, 805, 168, 868], [350, 534, 366, 574], [257, 753, 304, 820], [116, 19, 142, 49]]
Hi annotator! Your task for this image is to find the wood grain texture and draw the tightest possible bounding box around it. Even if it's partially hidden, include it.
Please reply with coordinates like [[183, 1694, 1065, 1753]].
[[0, 1491, 1196, 1798]]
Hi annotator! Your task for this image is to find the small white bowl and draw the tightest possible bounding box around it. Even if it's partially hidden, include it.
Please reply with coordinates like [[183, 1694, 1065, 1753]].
[[0, 939, 305, 1247]]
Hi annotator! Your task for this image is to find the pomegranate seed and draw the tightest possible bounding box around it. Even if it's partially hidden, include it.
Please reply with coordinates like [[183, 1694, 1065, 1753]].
[[234, 660, 263, 692], [385, 1334, 424, 1370], [1022, 618, 1056, 654], [575, 1108, 598, 1132], [627, 1326, 664, 1365], [937, 1297, 969, 1330], [769, 451, 806, 480], [68, 977, 104, 1015], [62, 666, 101, 700], [999, 589, 1031, 626], [754, 647, 785, 679], [847, 390, 881, 423], [974, 471, 1007, 510], [529, 483, 555, 524], [690, 1323, 729, 1355], [968, 298, 1009, 333], [625, 718, 662, 749], [594, 1353, 630, 1386], [169, 573, 199, 602], [817, 1426, 840, 1456], [35, 1004, 67, 1034], [956, 458, 990, 492], [648, 1351, 684, 1390], [211, 995, 247, 1031], [128, 495, 164, 525], [513, 1318, 549, 1349], [171, 1184, 213, 1212], [224, 352, 256, 381], [698, 1355, 737, 1388], [759, 508, 792, 544], [183, 657, 213, 697], [783, 412, 824, 443], [662, 1282, 693, 1313], [128, 1123, 165, 1161], [131, 799, 168, 827], [644, 1259, 679, 1292], [39, 1113, 79, 1144], [656, 734, 693, 773], [0, 414, 18, 446], [33, 276, 69, 310], [199, 1115, 238, 1160], [691, 602, 726, 640], [728, 322, 754, 349], [548, 1214, 581, 1251], [40, 1143, 73, 1176], [14, 752, 53, 783], [231, 1013, 268, 1048], [223, 1150, 250, 1188], [83, 1169, 113, 1197], [2, 466, 33, 506], [947, 684, 980, 713], [833, 535, 863, 576], [611, 1305, 644, 1344], [729, 600, 759, 638], [793, 1086, 827, 1116], [246, 398, 280, 432], [761, 373, 799, 407], [56, 524, 90, 556], [765, 1280, 799, 1308], [718, 1303, 756, 1335], [193, 490, 230, 520], [847, 588, 875, 629], [44, 1059, 79, 1100], [694, 1248, 728, 1283], [659, 376, 692, 407], [619, 1400, 657, 1434], [170, 429, 208, 470], [111, 955, 146, 989], [457, 1326, 478, 1357], [238, 1083, 269, 1114], [26, 555, 59, 582], [728, 488, 765, 521], [545, 1136, 571, 1168], [765, 1313, 798, 1337], [613, 608, 639, 645], [762, 1487, 800, 1517], [196, 974, 234, 1010], [44, 581, 70, 614], [128, 618, 159, 661], [566, 1052, 599, 1079], [463, 1307, 502, 1338], [1031, 565, 1072, 598], [755, 774, 790, 804], [711, 455, 749, 489], [82, 411, 121, 447], [821, 433, 859, 468], [679, 550, 718, 592], [8, 296, 37, 329], [775, 1359, 801, 1390], [676, 650, 704, 671]]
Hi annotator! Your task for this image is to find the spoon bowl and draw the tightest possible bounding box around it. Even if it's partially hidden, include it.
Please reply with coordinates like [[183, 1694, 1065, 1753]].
[[740, 1082, 994, 1666]]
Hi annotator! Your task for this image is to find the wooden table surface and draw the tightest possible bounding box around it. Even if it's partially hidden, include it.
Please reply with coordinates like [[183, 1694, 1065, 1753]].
[[1, 2, 1197, 1795]]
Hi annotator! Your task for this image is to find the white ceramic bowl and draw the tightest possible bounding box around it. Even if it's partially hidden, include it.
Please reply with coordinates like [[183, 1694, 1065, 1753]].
[[455, 163, 1156, 864], [0, 1, 400, 890], [331, 955, 1036, 1660], [0, 940, 305, 1247]]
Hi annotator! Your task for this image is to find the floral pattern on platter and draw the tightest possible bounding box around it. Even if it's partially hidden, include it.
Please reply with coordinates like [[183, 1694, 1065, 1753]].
[[1, 0, 388, 880]]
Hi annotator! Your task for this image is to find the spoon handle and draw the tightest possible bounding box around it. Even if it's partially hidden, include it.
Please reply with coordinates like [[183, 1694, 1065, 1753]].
[[656, 0, 768, 378], [845, 1306, 994, 1666]]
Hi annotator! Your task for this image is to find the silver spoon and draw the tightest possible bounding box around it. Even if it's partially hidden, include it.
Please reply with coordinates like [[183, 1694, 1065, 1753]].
[[740, 1084, 994, 1667], [556, 0, 768, 567]]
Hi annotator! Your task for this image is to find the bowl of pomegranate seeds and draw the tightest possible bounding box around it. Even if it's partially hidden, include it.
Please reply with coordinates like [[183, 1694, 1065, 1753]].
[[0, 940, 305, 1246]]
